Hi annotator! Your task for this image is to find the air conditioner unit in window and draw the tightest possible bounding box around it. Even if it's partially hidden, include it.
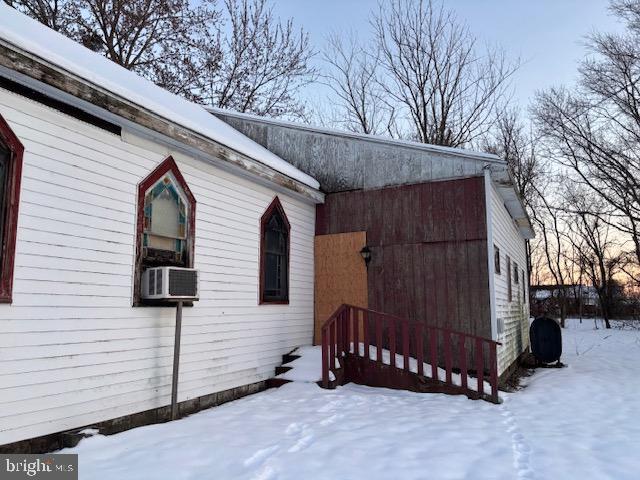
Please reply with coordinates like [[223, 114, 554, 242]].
[[141, 267, 199, 301]]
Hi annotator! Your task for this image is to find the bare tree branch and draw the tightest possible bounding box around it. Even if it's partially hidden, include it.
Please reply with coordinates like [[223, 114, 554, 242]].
[[371, 0, 518, 147]]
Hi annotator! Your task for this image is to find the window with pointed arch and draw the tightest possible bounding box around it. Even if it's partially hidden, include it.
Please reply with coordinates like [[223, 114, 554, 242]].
[[259, 197, 290, 304], [134, 156, 196, 305], [0, 113, 24, 303]]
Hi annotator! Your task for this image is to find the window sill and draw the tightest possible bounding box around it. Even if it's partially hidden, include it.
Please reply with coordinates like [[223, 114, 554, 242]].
[[259, 299, 290, 305]]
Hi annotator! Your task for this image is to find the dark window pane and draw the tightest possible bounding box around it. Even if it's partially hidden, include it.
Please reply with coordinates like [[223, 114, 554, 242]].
[[265, 228, 284, 254], [262, 209, 288, 301], [265, 253, 279, 291], [0, 144, 9, 269], [268, 215, 280, 230]]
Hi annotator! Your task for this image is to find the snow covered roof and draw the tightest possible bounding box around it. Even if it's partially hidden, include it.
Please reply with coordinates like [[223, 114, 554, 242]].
[[0, 5, 319, 190]]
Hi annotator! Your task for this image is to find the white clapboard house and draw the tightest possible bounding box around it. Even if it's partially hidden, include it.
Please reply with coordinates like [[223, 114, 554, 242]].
[[0, 5, 322, 450], [0, 5, 534, 452]]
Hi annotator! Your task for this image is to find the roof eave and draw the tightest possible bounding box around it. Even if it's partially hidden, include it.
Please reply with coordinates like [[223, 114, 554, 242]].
[[0, 40, 323, 204], [491, 167, 535, 240]]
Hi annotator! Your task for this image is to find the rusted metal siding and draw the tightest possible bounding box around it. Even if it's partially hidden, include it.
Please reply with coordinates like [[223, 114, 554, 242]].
[[214, 110, 504, 194], [316, 176, 491, 339]]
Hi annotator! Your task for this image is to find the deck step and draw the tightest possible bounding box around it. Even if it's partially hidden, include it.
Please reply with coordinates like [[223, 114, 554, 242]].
[[282, 353, 301, 365], [274, 365, 293, 375], [266, 349, 302, 389], [266, 377, 292, 389]]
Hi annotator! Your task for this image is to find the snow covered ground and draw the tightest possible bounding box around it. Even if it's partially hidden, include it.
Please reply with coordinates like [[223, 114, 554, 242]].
[[63, 319, 640, 479]]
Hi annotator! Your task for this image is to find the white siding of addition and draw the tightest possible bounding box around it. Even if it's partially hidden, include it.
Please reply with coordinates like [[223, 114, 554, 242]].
[[0, 87, 316, 446], [488, 182, 529, 376]]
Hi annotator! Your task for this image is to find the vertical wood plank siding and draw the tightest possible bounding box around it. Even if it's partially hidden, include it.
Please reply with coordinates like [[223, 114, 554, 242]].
[[0, 87, 316, 445], [316, 177, 491, 339]]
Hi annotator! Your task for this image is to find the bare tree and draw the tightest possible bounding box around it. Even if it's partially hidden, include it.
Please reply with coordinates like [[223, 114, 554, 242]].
[[482, 110, 542, 212], [371, 0, 518, 147], [4, 0, 80, 32], [564, 188, 624, 328], [78, 0, 221, 102], [6, 0, 316, 117], [529, 184, 570, 327], [533, 0, 640, 270], [6, 0, 221, 102], [197, 0, 317, 118], [321, 32, 404, 136]]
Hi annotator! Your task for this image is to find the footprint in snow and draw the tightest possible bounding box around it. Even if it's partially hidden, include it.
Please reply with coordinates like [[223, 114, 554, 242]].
[[319, 413, 343, 426], [288, 434, 314, 453], [243, 445, 279, 467], [285, 423, 302, 435], [500, 402, 536, 480]]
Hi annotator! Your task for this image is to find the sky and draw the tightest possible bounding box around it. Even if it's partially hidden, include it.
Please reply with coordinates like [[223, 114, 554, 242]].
[[273, 0, 625, 112]]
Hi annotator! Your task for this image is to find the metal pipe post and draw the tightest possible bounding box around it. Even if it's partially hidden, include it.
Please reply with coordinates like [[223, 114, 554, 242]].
[[171, 301, 183, 420]]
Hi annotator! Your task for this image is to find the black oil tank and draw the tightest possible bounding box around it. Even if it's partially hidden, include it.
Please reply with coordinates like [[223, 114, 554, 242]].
[[530, 316, 562, 363]]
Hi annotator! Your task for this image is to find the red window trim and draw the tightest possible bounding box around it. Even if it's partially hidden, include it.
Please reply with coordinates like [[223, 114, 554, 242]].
[[133, 156, 196, 306], [506, 255, 512, 303], [0, 113, 24, 304], [259, 196, 291, 305]]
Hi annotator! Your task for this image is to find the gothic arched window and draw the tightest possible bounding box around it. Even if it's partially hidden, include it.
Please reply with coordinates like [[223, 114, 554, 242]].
[[0, 113, 24, 303], [259, 197, 290, 304], [134, 156, 195, 305]]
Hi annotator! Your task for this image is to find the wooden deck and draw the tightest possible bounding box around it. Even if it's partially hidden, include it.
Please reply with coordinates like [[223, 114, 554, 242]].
[[320, 305, 501, 403]]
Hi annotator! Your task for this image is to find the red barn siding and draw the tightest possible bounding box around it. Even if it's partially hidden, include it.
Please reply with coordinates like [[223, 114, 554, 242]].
[[316, 176, 491, 339]]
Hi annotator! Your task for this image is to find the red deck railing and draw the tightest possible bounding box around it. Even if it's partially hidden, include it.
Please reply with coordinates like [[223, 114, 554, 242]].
[[320, 304, 502, 403]]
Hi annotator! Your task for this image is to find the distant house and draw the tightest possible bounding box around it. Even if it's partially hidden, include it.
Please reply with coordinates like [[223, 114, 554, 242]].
[[0, 5, 534, 453], [531, 284, 618, 318]]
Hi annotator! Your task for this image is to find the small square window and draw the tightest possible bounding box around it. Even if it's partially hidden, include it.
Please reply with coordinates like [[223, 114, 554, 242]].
[[494, 245, 501, 274]]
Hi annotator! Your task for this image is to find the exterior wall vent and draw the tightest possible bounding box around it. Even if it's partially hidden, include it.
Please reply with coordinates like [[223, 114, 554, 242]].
[[497, 317, 505, 335]]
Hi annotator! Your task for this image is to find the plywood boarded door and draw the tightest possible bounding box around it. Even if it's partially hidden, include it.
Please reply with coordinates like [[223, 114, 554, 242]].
[[314, 232, 368, 344]]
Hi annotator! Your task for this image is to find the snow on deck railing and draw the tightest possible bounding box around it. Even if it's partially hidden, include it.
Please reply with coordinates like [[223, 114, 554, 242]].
[[320, 305, 501, 403]]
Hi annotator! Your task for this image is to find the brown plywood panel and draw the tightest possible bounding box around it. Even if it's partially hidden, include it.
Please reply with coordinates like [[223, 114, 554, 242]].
[[314, 232, 368, 344]]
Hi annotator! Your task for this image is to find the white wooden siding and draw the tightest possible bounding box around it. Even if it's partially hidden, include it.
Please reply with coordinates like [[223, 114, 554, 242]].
[[0, 87, 316, 445], [489, 182, 529, 375]]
